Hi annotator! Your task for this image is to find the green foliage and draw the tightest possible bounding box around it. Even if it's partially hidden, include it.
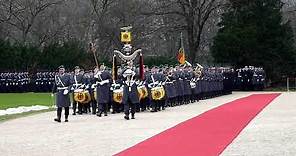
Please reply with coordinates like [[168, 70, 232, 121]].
[[0, 39, 179, 71], [0, 40, 91, 71], [40, 41, 89, 70], [211, 0, 296, 81], [0, 40, 40, 71], [144, 56, 177, 67]]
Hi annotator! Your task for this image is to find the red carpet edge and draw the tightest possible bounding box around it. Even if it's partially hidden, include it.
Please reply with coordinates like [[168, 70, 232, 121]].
[[115, 93, 281, 156]]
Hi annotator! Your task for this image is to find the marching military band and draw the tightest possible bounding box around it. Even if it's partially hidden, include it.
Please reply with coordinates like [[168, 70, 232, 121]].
[[0, 64, 266, 122], [48, 63, 240, 122]]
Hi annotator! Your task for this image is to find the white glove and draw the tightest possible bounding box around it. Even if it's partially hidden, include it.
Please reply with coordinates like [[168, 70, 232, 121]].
[[63, 89, 69, 95], [148, 84, 152, 88]]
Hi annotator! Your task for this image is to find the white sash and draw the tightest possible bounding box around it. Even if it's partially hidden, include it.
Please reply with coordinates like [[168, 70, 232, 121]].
[[55, 75, 65, 87]]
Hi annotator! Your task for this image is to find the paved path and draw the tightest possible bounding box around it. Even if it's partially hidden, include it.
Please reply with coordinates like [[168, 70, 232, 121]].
[[0, 92, 294, 156], [222, 92, 296, 156]]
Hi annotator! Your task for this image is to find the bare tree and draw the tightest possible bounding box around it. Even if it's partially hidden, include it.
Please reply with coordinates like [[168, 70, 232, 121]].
[[142, 0, 225, 63], [0, 0, 226, 64], [0, 0, 64, 43]]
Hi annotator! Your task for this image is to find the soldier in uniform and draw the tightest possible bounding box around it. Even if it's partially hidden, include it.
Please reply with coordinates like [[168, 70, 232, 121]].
[[122, 61, 139, 120], [164, 67, 177, 107], [189, 66, 198, 103], [0, 73, 4, 93], [52, 65, 71, 122], [71, 66, 85, 115], [140, 65, 151, 111], [258, 68, 266, 90], [173, 65, 184, 105], [194, 67, 202, 102], [94, 64, 112, 117], [158, 67, 166, 110], [80, 68, 92, 114], [110, 70, 124, 114], [236, 69, 243, 90], [183, 66, 193, 104], [147, 66, 162, 112], [86, 69, 98, 115]]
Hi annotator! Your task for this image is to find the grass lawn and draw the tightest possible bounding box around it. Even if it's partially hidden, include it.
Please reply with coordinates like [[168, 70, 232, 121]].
[[0, 92, 53, 110], [0, 92, 55, 122]]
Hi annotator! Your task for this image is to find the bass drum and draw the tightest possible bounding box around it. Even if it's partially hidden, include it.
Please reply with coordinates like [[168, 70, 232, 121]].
[[151, 86, 165, 100], [74, 89, 91, 104], [113, 88, 123, 104], [82, 90, 91, 104], [137, 85, 148, 100]]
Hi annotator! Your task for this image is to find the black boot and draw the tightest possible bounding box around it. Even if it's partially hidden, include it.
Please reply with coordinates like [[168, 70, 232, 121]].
[[55, 108, 62, 122], [150, 109, 157, 112], [124, 115, 130, 120], [65, 115, 68, 122], [72, 102, 77, 115], [54, 118, 61, 122], [97, 111, 102, 117], [131, 114, 135, 119]]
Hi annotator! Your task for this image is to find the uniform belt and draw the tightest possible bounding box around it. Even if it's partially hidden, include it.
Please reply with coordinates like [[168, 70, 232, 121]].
[[57, 87, 68, 90], [73, 84, 82, 86], [98, 80, 109, 85]]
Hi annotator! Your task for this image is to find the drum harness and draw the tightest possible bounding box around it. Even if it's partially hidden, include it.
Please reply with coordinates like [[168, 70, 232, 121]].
[[55, 75, 67, 90], [72, 75, 84, 91]]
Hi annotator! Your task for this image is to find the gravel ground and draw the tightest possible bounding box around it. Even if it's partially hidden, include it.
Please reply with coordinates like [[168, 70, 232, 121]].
[[221, 92, 296, 156], [1, 92, 292, 156]]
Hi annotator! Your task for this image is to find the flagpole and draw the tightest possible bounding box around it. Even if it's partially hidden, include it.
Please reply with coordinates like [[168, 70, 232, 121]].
[[180, 32, 185, 64]]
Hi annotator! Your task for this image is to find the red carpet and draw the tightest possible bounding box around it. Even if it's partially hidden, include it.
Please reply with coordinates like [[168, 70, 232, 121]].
[[115, 93, 280, 156]]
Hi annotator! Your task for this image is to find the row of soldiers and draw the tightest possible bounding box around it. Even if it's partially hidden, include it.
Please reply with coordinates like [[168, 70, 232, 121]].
[[0, 66, 265, 93], [52, 64, 235, 122], [0, 72, 55, 93], [234, 66, 266, 91], [0, 72, 30, 93]]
